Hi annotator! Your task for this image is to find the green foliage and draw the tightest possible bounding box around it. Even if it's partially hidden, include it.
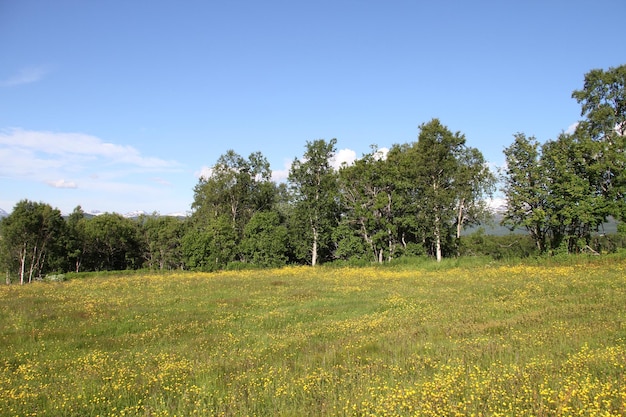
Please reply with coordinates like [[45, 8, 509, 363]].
[[81, 213, 143, 271], [338, 145, 404, 263], [502, 65, 626, 254], [389, 119, 495, 261], [182, 215, 236, 271], [572, 64, 626, 222], [542, 132, 610, 252], [187, 150, 277, 268], [501, 133, 549, 252], [288, 138, 340, 265], [139, 215, 186, 270], [460, 228, 537, 260], [572, 65, 626, 142], [332, 220, 371, 262], [0, 200, 66, 284], [240, 211, 289, 267]]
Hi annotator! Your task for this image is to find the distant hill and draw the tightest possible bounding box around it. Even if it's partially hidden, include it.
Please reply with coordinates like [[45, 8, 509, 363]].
[[0, 208, 8, 218]]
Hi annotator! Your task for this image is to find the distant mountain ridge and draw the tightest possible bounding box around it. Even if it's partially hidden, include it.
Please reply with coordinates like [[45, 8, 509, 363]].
[[86, 210, 188, 218], [0, 208, 8, 218]]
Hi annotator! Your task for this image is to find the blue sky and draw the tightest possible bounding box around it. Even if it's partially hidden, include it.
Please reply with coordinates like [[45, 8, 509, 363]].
[[1, 0, 624, 215]]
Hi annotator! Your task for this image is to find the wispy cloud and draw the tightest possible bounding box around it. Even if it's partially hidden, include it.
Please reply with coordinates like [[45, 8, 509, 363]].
[[0, 128, 180, 188], [47, 179, 78, 189], [152, 177, 172, 186], [0, 66, 50, 87]]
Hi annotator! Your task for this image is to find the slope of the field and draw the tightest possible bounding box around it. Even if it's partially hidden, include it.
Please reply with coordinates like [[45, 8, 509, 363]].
[[1, 257, 625, 416]]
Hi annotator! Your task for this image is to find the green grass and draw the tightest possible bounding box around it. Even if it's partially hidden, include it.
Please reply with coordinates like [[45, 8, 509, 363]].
[[1, 258, 625, 416]]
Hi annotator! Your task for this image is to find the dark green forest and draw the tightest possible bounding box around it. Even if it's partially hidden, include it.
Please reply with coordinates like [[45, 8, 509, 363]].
[[2, 65, 625, 283]]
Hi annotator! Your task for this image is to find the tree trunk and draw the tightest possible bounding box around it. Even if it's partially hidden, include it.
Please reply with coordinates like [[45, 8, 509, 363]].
[[28, 245, 37, 283], [434, 214, 442, 262], [456, 198, 465, 240], [311, 226, 318, 266], [19, 246, 26, 285]]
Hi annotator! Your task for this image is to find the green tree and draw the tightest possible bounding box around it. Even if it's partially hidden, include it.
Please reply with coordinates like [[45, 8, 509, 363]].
[[82, 213, 143, 271], [65, 205, 88, 273], [393, 119, 491, 262], [501, 133, 549, 253], [572, 64, 626, 221], [240, 211, 289, 267], [192, 150, 274, 231], [541, 132, 609, 252], [454, 146, 496, 242], [572, 65, 626, 143], [0, 200, 65, 284], [288, 139, 340, 266], [182, 214, 236, 271], [338, 146, 401, 263], [189, 150, 276, 267], [139, 215, 186, 270]]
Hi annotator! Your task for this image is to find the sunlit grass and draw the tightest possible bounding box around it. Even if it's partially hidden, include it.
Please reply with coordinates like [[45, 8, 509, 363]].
[[1, 257, 625, 416]]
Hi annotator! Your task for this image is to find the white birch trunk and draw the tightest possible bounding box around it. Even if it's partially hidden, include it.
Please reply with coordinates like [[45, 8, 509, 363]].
[[311, 226, 318, 266], [19, 245, 26, 285], [435, 214, 442, 263]]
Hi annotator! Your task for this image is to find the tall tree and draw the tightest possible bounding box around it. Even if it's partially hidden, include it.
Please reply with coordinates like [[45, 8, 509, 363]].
[[338, 146, 401, 263], [0, 200, 65, 284], [139, 215, 186, 270], [394, 119, 491, 262], [501, 133, 550, 253], [453, 146, 496, 242], [572, 64, 626, 221], [182, 214, 236, 271], [240, 211, 289, 267], [288, 139, 340, 266], [415, 119, 463, 261], [82, 213, 143, 271], [65, 205, 88, 273], [189, 150, 276, 267], [541, 132, 609, 252]]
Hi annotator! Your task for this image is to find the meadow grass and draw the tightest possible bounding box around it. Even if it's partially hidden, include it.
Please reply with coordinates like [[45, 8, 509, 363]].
[[1, 257, 625, 416]]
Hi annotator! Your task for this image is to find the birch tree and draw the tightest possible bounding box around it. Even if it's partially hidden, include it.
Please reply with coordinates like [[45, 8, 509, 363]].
[[0, 200, 65, 284], [288, 139, 340, 266]]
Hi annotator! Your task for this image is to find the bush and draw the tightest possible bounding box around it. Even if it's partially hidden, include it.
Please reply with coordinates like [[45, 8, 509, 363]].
[[44, 273, 66, 282]]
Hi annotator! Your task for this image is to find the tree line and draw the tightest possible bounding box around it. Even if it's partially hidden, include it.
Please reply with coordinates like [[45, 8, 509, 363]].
[[1, 65, 625, 282]]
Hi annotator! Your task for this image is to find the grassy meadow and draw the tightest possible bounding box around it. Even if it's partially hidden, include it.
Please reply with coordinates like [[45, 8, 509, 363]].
[[1, 256, 626, 416]]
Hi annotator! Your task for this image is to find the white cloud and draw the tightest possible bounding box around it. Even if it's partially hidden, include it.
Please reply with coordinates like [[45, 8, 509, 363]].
[[0, 67, 50, 87], [487, 197, 507, 212], [196, 166, 213, 180], [47, 179, 78, 189], [152, 177, 172, 186], [0, 128, 180, 191], [271, 159, 293, 182], [373, 147, 389, 161], [0, 128, 176, 168], [565, 122, 579, 135], [270, 149, 359, 182], [331, 148, 357, 170]]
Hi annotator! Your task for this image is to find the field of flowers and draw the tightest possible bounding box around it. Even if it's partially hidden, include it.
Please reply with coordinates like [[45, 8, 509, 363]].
[[1, 257, 625, 416]]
